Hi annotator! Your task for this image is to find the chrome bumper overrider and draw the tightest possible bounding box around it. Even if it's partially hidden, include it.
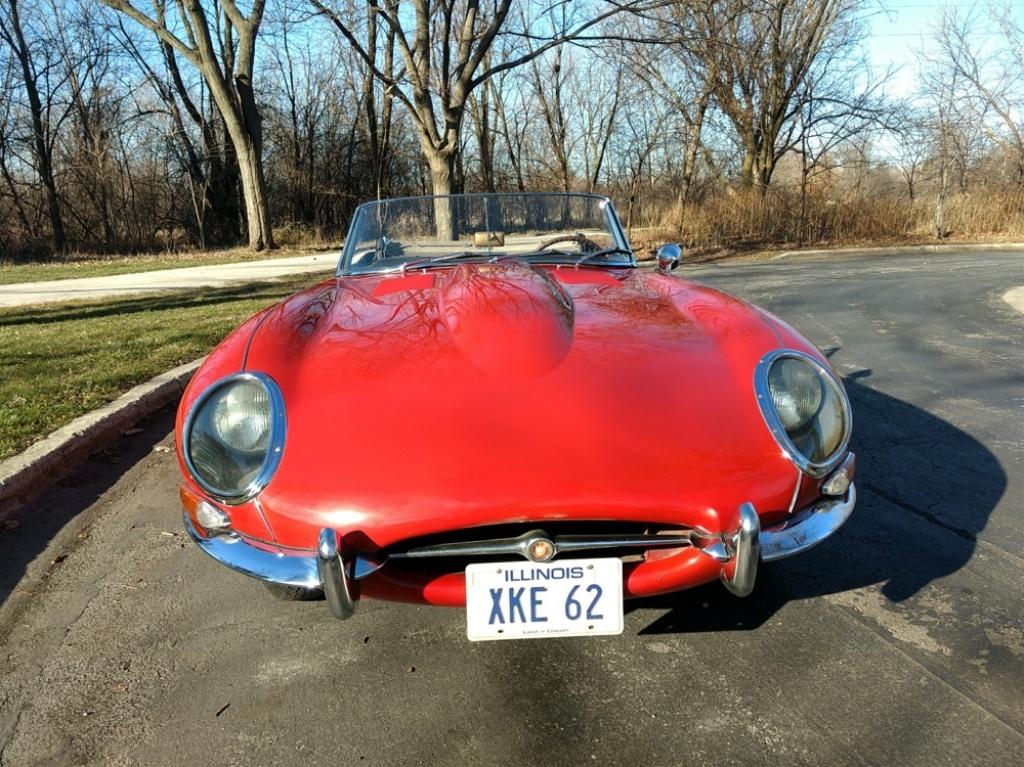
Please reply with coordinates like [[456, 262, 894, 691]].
[[183, 484, 856, 620]]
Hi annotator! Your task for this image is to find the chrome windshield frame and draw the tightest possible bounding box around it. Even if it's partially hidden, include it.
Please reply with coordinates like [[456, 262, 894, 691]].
[[335, 192, 635, 276]]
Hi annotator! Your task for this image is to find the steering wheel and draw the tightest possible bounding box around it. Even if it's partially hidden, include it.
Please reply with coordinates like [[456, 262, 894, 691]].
[[538, 232, 602, 253]]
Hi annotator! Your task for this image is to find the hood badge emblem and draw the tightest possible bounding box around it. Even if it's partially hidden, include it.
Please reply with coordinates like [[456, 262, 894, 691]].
[[526, 537, 556, 562]]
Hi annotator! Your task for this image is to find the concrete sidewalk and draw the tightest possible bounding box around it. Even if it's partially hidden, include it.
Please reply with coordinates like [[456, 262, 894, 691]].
[[0, 252, 337, 308]]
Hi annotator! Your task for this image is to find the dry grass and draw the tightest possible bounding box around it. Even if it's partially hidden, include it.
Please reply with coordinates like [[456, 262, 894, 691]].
[[636, 188, 1024, 256]]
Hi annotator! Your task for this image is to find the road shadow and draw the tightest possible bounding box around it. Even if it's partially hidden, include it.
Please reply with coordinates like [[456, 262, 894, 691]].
[[632, 373, 1007, 634], [0, 408, 175, 617]]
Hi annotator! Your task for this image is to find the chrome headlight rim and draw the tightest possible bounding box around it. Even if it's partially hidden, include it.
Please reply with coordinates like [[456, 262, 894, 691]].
[[754, 349, 852, 478], [182, 371, 287, 505]]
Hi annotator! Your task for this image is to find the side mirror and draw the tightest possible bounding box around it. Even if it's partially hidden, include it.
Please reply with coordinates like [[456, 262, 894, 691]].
[[656, 243, 682, 272]]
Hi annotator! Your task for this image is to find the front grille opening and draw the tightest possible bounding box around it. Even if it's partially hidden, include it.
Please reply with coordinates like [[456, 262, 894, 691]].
[[383, 520, 695, 573]]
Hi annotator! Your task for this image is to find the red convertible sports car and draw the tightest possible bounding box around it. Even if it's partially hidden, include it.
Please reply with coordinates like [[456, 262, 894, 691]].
[[178, 192, 855, 640]]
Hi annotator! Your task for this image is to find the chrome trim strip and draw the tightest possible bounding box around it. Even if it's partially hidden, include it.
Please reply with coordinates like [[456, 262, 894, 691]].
[[338, 193, 634, 276], [786, 464, 803, 515], [182, 515, 384, 587], [389, 529, 700, 561], [318, 529, 355, 620], [754, 350, 853, 478], [721, 503, 760, 597], [760, 484, 857, 562], [351, 554, 388, 580], [181, 371, 287, 506], [602, 198, 636, 264], [694, 539, 730, 562], [251, 496, 280, 545]]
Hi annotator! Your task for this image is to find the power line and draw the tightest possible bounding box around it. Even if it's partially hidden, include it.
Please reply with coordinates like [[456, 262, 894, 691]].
[[880, 3, 1023, 6], [864, 30, 1013, 36]]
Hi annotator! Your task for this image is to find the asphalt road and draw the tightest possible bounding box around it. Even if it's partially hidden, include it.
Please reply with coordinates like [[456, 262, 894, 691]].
[[1, 251, 1022, 767]]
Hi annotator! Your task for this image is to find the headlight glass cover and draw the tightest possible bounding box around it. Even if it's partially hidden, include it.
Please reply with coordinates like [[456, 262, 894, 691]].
[[184, 373, 285, 503], [757, 352, 850, 475]]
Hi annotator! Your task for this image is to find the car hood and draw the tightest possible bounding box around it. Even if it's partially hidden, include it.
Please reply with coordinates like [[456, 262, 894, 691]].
[[240, 263, 808, 549]]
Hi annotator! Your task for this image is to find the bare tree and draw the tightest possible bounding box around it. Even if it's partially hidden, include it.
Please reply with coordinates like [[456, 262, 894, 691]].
[[467, 53, 498, 192], [492, 67, 530, 192], [574, 53, 622, 193], [937, 5, 1024, 185], [0, 0, 1021, 263], [114, 13, 243, 248], [529, 45, 574, 193], [101, 0, 275, 249], [0, 50, 34, 247], [0, 0, 66, 252], [887, 110, 930, 203], [309, 0, 638, 236], [627, 1, 720, 204], [361, 3, 397, 200], [920, 46, 966, 239], [697, 0, 869, 191]]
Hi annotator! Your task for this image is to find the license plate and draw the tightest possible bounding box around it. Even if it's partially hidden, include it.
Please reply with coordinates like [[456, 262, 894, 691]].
[[465, 558, 624, 641]]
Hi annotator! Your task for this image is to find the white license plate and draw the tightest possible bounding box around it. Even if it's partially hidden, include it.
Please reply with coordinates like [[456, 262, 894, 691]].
[[465, 558, 624, 641]]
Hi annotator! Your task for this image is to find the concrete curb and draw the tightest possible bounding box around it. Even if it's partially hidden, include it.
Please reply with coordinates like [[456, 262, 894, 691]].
[[763, 242, 1024, 261], [1003, 286, 1024, 315], [636, 241, 1024, 265], [0, 358, 202, 520]]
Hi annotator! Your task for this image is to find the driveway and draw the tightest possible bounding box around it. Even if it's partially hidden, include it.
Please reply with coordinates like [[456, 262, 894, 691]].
[[0, 251, 1021, 766], [0, 253, 337, 308]]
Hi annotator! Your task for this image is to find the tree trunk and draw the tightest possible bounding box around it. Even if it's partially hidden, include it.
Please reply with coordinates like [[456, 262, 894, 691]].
[[102, 0, 274, 250], [4, 0, 65, 253], [755, 141, 775, 195], [235, 142, 273, 250], [798, 167, 809, 247], [934, 160, 949, 240], [231, 75, 275, 250], [202, 68, 273, 250], [427, 150, 456, 240], [740, 143, 756, 188]]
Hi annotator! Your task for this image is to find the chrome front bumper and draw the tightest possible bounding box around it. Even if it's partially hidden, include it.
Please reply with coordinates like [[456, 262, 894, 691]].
[[183, 484, 856, 619], [760, 484, 857, 562]]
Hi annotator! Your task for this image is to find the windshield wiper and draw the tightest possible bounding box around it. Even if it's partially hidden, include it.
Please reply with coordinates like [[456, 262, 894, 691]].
[[573, 247, 633, 266], [489, 246, 633, 266], [381, 246, 633, 272], [384, 251, 486, 273]]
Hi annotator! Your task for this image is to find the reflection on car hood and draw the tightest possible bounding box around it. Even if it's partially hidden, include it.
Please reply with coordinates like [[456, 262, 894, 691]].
[[242, 263, 807, 548]]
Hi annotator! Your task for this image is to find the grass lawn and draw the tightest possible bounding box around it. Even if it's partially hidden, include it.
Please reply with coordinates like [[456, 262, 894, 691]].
[[0, 245, 338, 286], [0, 271, 332, 461]]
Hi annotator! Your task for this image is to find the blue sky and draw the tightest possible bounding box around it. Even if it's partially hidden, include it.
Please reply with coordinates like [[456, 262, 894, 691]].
[[866, 2, 941, 97], [865, 1, 1022, 98]]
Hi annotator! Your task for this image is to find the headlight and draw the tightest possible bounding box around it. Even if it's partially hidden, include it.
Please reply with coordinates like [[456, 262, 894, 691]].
[[183, 373, 286, 503], [755, 351, 851, 476]]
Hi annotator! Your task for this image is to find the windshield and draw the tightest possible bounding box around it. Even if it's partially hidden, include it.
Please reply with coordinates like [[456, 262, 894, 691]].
[[339, 193, 632, 274]]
